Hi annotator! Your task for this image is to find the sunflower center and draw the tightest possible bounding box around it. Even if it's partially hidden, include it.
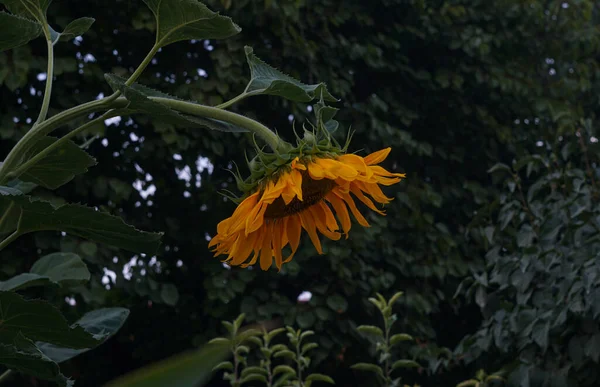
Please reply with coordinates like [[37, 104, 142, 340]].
[[264, 173, 336, 219]]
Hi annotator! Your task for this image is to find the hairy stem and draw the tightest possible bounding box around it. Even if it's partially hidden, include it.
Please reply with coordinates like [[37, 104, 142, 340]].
[[126, 44, 159, 87], [0, 231, 20, 252], [215, 90, 263, 110], [153, 97, 287, 152], [36, 36, 55, 124]]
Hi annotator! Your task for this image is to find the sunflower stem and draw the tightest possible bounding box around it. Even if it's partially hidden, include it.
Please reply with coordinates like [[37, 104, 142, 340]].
[[215, 90, 263, 109], [152, 97, 289, 152]]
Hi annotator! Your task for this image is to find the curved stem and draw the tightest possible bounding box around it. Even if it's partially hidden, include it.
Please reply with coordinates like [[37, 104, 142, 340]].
[[153, 97, 287, 152], [215, 90, 262, 110], [36, 36, 55, 124], [126, 44, 159, 87], [8, 111, 122, 180], [0, 232, 20, 252]]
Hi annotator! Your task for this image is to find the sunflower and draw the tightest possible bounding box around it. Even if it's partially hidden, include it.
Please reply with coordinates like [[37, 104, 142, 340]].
[[209, 147, 405, 271]]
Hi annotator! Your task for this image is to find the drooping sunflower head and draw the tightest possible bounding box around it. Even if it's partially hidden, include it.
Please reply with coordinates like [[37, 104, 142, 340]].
[[209, 122, 406, 271]]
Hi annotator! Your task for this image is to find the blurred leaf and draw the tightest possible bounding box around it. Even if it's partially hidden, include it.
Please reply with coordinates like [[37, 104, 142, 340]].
[[38, 307, 130, 363], [390, 333, 414, 346], [160, 284, 179, 306], [326, 294, 348, 313], [105, 342, 228, 387], [305, 373, 335, 384], [16, 136, 96, 190], [244, 46, 337, 102], [0, 12, 42, 52], [391, 359, 420, 370], [141, 0, 241, 48], [350, 363, 384, 377], [0, 333, 71, 387], [0, 291, 99, 348], [30, 252, 90, 287]]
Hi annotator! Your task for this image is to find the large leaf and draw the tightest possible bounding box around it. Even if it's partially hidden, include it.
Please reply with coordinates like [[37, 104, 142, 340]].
[[0, 188, 162, 254], [0, 0, 51, 21], [142, 0, 241, 48], [29, 252, 90, 287], [0, 333, 72, 387], [0, 12, 42, 52], [0, 273, 51, 291], [16, 136, 96, 190], [38, 308, 129, 363], [50, 17, 95, 43], [105, 74, 247, 132], [105, 342, 228, 387], [244, 46, 337, 102], [0, 291, 99, 348]]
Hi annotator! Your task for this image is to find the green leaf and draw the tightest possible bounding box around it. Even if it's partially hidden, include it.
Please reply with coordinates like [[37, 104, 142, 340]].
[[16, 136, 96, 189], [0, 291, 99, 348], [313, 99, 339, 133], [55, 17, 95, 42], [296, 311, 316, 328], [244, 46, 337, 103], [0, 273, 53, 293], [241, 366, 268, 377], [0, 251, 90, 291], [532, 321, 549, 351], [239, 374, 268, 384], [0, 191, 162, 254], [0, 0, 51, 21], [456, 380, 479, 387], [212, 361, 233, 371], [160, 284, 179, 306], [389, 333, 414, 346], [273, 349, 296, 360], [105, 74, 247, 133], [487, 163, 512, 174], [0, 12, 42, 52], [30, 252, 90, 287], [105, 342, 229, 387], [141, 0, 241, 48], [273, 365, 296, 376], [350, 363, 384, 377], [305, 374, 335, 384], [0, 333, 72, 387], [391, 359, 420, 371], [38, 307, 130, 363], [356, 325, 384, 339], [301, 342, 318, 354], [326, 294, 348, 313]]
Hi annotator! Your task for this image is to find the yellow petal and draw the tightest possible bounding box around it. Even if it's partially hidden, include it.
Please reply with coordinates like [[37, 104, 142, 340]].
[[315, 158, 358, 180], [326, 192, 351, 236], [299, 210, 323, 254], [285, 215, 302, 262], [337, 191, 370, 227], [350, 183, 386, 215], [273, 221, 284, 270], [259, 223, 273, 270], [364, 148, 391, 165]]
